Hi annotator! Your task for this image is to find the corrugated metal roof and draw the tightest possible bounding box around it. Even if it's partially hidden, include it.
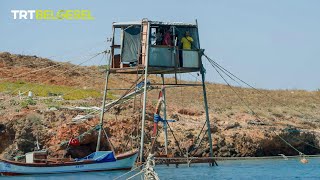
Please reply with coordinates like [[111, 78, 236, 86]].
[[150, 21, 197, 26], [113, 20, 197, 27], [113, 21, 142, 27]]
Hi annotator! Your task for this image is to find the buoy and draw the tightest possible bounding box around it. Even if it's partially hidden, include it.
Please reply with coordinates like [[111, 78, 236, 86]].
[[68, 138, 80, 146], [300, 157, 308, 164]]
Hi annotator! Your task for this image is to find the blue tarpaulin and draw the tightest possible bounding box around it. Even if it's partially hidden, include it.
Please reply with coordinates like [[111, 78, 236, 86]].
[[77, 151, 116, 163]]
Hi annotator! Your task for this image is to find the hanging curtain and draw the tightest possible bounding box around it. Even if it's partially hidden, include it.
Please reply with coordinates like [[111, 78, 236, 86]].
[[121, 26, 141, 63]]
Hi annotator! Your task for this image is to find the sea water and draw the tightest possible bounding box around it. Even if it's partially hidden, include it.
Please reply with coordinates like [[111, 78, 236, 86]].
[[3, 157, 320, 180]]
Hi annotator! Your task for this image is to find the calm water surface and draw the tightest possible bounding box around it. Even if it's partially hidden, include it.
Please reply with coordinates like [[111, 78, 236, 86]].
[[3, 157, 320, 180]]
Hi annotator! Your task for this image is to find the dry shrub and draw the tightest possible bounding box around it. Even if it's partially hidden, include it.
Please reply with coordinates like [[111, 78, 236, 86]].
[[178, 108, 203, 116]]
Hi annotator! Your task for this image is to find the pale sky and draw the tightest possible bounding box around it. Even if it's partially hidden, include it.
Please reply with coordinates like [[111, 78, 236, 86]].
[[1, 0, 319, 90]]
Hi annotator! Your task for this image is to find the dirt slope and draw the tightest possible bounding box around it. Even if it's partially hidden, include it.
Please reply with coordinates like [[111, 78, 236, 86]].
[[1, 52, 320, 160]]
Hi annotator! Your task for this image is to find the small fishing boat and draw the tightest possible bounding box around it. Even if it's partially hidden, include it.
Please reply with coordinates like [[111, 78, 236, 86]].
[[0, 62, 139, 176], [0, 150, 138, 176], [0, 19, 143, 175], [0, 56, 139, 176]]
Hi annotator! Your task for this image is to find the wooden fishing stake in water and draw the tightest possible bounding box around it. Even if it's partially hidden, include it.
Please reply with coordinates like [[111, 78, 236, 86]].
[[108, 19, 217, 166]]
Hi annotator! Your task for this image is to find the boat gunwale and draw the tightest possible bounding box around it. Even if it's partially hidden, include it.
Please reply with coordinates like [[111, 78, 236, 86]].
[[0, 150, 138, 167], [0, 166, 133, 176]]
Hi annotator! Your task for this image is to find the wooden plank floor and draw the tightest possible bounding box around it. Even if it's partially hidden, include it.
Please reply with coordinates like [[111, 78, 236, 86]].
[[110, 66, 200, 74]]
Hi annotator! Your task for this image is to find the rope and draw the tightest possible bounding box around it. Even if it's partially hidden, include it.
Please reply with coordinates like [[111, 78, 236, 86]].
[[210, 60, 258, 117], [124, 127, 140, 151], [194, 121, 207, 147], [275, 133, 304, 155], [204, 54, 320, 122], [143, 154, 160, 180], [46, 40, 107, 60], [74, 73, 145, 121], [61, 73, 147, 151], [188, 121, 207, 155], [166, 120, 184, 156], [204, 55, 306, 156], [188, 72, 201, 83], [113, 163, 145, 180], [61, 53, 107, 97], [204, 55, 320, 156], [102, 127, 116, 152], [129, 59, 142, 150], [190, 129, 208, 157], [289, 135, 320, 151], [125, 154, 159, 180]]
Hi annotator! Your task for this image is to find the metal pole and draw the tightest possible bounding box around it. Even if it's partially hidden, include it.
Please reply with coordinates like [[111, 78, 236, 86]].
[[172, 26, 178, 84], [139, 21, 150, 162], [139, 66, 148, 162], [96, 70, 110, 152], [161, 74, 168, 155], [200, 64, 214, 158], [196, 19, 215, 165], [96, 26, 115, 152]]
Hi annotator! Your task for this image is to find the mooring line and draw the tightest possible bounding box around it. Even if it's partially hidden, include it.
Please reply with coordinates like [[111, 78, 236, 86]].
[[204, 55, 312, 156]]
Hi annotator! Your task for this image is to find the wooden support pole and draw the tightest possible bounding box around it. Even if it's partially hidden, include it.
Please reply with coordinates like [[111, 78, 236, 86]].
[[200, 64, 214, 160], [196, 19, 217, 166], [139, 67, 148, 162], [161, 74, 168, 155], [96, 70, 110, 152], [96, 26, 114, 152], [139, 21, 150, 162], [96, 25, 115, 152]]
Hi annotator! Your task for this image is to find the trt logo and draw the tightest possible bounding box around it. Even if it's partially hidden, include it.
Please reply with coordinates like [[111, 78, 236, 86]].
[[11, 10, 36, 19]]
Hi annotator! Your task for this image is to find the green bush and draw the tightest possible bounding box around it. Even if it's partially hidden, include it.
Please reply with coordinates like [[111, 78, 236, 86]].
[[21, 98, 36, 108]]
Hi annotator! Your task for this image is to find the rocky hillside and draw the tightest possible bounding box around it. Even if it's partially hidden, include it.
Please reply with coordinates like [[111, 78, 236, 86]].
[[1, 52, 320, 161]]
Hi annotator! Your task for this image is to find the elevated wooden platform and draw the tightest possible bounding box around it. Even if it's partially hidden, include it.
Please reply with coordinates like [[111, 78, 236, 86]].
[[109, 66, 200, 74], [154, 157, 217, 167]]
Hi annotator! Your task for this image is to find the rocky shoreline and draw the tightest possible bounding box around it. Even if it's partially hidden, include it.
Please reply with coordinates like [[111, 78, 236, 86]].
[[1, 96, 319, 161]]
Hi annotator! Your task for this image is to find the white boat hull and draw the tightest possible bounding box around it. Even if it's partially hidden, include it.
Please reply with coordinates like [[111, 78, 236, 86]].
[[0, 152, 138, 176]]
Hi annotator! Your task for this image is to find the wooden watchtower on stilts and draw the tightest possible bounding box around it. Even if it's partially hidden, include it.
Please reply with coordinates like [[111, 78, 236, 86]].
[[103, 19, 215, 165]]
